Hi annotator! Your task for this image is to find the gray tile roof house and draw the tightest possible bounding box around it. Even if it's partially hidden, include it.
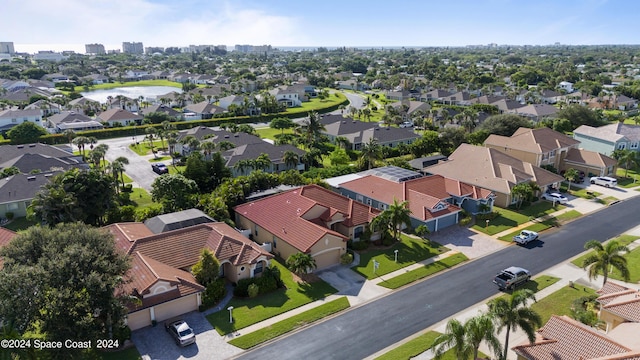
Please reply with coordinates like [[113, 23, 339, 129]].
[[0, 143, 80, 165], [142, 104, 182, 119], [510, 103, 558, 121], [319, 115, 420, 150], [96, 108, 143, 126], [184, 101, 225, 119], [0, 171, 61, 218], [0, 153, 88, 173], [222, 142, 305, 176], [573, 123, 640, 155], [46, 111, 104, 132]]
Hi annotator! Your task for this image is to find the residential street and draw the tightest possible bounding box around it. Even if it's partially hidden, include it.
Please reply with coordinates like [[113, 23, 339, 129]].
[[234, 196, 640, 360]]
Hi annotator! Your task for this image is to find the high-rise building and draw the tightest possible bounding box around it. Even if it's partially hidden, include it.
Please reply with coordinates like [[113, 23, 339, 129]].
[[85, 43, 105, 54], [0, 42, 15, 54], [122, 42, 144, 54], [145, 46, 164, 55]]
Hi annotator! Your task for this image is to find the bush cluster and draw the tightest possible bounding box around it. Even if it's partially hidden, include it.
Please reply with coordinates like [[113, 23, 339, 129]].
[[200, 278, 227, 309], [233, 266, 282, 297]]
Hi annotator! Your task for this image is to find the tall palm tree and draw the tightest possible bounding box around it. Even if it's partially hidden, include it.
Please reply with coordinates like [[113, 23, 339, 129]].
[[335, 136, 351, 150], [386, 199, 412, 242], [582, 239, 630, 286], [233, 159, 254, 175], [72, 136, 89, 158], [360, 137, 381, 170], [488, 289, 542, 360], [201, 141, 217, 160], [111, 156, 129, 187], [254, 153, 272, 172], [63, 129, 75, 149], [145, 127, 157, 153], [299, 111, 326, 148], [614, 149, 639, 178], [218, 141, 235, 152], [282, 150, 299, 170], [464, 313, 502, 360], [431, 318, 470, 359], [564, 168, 579, 191]]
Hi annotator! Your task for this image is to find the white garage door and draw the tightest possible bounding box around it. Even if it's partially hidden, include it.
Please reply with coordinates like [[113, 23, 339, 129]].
[[154, 294, 199, 323], [127, 309, 151, 331]]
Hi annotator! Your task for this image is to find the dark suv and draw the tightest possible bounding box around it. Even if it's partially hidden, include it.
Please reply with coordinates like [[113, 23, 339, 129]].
[[151, 163, 168, 174]]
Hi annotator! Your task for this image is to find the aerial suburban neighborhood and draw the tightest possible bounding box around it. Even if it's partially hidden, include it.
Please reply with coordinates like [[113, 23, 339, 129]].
[[1, 36, 640, 360]]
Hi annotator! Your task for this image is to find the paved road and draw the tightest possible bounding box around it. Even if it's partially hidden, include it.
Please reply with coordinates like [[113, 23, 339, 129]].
[[234, 196, 640, 360], [97, 136, 160, 192]]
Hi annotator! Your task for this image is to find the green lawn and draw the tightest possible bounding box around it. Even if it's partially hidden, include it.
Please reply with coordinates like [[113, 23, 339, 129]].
[[616, 167, 640, 188], [228, 297, 350, 349], [375, 330, 488, 360], [2, 217, 38, 232], [473, 202, 566, 236], [287, 93, 346, 113], [168, 165, 185, 175], [130, 188, 155, 208], [554, 210, 582, 222], [379, 253, 469, 289], [571, 235, 640, 283], [76, 79, 182, 92], [530, 283, 597, 324], [149, 156, 171, 162], [129, 140, 164, 156], [206, 260, 337, 335], [352, 234, 447, 279], [255, 127, 294, 140]]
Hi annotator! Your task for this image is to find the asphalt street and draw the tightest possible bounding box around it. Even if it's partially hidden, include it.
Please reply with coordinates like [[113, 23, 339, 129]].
[[234, 195, 640, 360]]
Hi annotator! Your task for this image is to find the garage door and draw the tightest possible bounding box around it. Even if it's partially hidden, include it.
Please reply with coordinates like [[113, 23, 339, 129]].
[[127, 309, 151, 331], [436, 213, 458, 231], [313, 249, 341, 270], [154, 294, 199, 323]]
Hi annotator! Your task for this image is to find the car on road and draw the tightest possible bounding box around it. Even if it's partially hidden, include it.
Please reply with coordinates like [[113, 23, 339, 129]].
[[512, 230, 538, 245], [399, 121, 413, 128], [541, 192, 569, 204], [151, 163, 169, 174], [590, 176, 617, 187], [493, 266, 531, 290], [165, 319, 196, 347]]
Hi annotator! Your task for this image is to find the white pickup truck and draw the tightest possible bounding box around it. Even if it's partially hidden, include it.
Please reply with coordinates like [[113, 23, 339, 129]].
[[512, 230, 538, 245]]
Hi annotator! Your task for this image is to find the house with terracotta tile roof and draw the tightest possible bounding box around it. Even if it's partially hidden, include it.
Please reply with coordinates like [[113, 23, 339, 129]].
[[0, 227, 17, 268], [334, 166, 494, 232], [484, 127, 617, 177], [596, 282, 640, 333], [512, 315, 640, 360], [234, 184, 380, 269], [106, 221, 272, 330], [426, 144, 564, 207]]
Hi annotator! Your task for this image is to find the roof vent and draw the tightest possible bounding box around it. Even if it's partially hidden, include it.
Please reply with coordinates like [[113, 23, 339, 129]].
[[29, 144, 36, 147], [27, 176, 36, 181], [44, 173, 53, 177], [234, 134, 239, 137], [224, 135, 230, 138], [342, 121, 346, 124], [16, 145, 24, 149]]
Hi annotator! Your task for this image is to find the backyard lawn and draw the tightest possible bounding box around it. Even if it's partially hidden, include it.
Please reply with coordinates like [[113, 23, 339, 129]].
[[352, 234, 447, 279], [74, 79, 182, 92], [130, 188, 154, 208], [207, 260, 337, 335], [255, 126, 294, 140], [1, 217, 38, 232]]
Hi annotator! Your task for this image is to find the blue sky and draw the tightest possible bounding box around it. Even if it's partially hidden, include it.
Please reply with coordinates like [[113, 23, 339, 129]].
[[5, 0, 640, 53]]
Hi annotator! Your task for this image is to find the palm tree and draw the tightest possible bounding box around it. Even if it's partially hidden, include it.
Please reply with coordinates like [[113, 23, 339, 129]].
[[386, 199, 412, 242], [286, 252, 317, 275], [582, 239, 630, 286], [282, 150, 299, 170], [201, 141, 217, 160], [431, 318, 469, 360], [360, 137, 381, 170], [111, 156, 129, 187], [464, 313, 503, 360], [510, 182, 532, 209], [613, 149, 639, 178], [488, 289, 542, 360], [218, 141, 235, 152], [254, 153, 272, 172], [564, 168, 579, 191], [145, 127, 157, 153], [335, 136, 351, 150], [63, 129, 75, 149], [299, 111, 326, 148], [233, 159, 254, 175], [72, 136, 89, 158]]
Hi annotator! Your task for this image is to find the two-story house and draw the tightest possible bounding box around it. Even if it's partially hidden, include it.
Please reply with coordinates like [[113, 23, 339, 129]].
[[0, 109, 43, 132], [574, 123, 640, 156]]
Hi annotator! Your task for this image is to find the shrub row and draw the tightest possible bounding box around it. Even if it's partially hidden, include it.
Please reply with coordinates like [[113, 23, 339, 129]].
[[234, 274, 279, 297], [200, 278, 227, 310]]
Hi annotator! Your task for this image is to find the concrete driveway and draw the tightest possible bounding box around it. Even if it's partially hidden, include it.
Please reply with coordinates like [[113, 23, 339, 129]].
[[427, 226, 508, 259], [132, 311, 242, 360]]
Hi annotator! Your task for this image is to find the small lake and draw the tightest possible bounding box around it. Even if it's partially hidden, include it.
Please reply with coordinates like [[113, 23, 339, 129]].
[[80, 86, 182, 103]]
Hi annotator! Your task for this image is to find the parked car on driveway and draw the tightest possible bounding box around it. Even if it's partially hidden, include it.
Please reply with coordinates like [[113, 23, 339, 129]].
[[399, 121, 413, 128], [165, 319, 196, 347], [512, 230, 538, 245], [541, 192, 568, 204], [590, 176, 617, 188], [151, 163, 169, 174]]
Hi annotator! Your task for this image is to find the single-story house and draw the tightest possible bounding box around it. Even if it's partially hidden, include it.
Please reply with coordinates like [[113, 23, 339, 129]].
[[596, 282, 640, 333], [320, 114, 420, 150], [184, 101, 225, 120], [108, 221, 272, 330], [509, 104, 558, 122], [223, 142, 306, 176], [97, 108, 143, 127], [425, 144, 564, 208], [235, 184, 380, 269], [46, 111, 104, 133], [335, 166, 494, 232]]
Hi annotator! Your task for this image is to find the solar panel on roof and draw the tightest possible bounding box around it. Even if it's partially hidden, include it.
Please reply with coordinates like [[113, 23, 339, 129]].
[[362, 166, 423, 183]]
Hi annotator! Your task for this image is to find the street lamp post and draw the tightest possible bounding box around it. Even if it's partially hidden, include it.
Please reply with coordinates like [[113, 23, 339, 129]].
[[227, 306, 234, 324], [394, 249, 398, 263]]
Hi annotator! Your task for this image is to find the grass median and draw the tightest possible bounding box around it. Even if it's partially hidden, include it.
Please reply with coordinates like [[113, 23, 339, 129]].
[[378, 253, 468, 289], [228, 297, 350, 349], [375, 330, 487, 360]]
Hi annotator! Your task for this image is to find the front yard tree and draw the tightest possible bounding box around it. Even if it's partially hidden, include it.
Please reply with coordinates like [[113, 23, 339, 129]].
[[151, 173, 198, 212], [0, 223, 130, 345], [581, 239, 630, 286], [387, 199, 412, 242], [612, 149, 639, 178], [488, 289, 542, 360], [286, 252, 317, 275], [563, 168, 579, 191], [510, 182, 533, 209], [191, 249, 220, 287], [270, 117, 296, 135]]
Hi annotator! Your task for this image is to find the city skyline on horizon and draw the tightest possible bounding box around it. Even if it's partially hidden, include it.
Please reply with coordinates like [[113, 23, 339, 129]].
[[5, 0, 640, 54]]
